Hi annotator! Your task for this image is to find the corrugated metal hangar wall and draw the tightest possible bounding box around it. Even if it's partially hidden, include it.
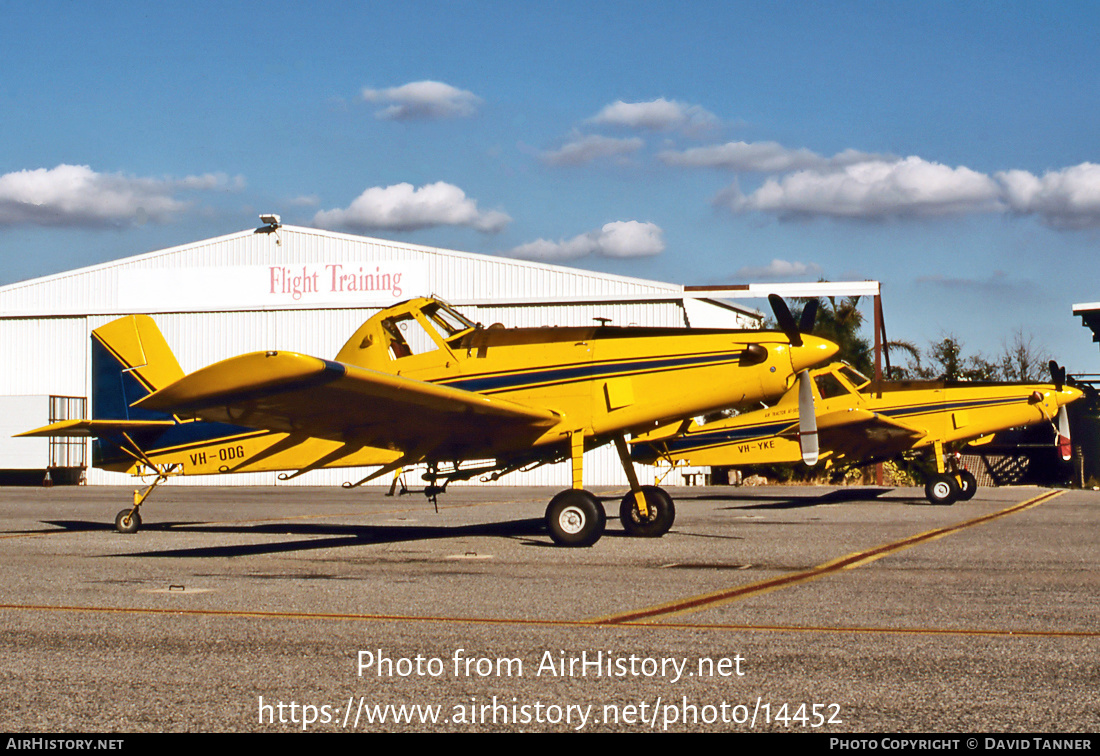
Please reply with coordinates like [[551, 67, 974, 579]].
[[0, 224, 757, 487]]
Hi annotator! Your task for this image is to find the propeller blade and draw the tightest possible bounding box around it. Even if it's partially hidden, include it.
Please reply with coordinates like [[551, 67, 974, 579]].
[[798, 299, 818, 335], [1049, 360, 1066, 392], [769, 294, 803, 347], [1057, 406, 1072, 461], [798, 370, 819, 465]]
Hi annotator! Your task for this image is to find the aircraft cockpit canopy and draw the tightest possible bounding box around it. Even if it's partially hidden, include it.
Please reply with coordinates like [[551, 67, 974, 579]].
[[814, 365, 871, 399], [424, 299, 478, 339], [838, 365, 871, 391], [382, 298, 478, 359]]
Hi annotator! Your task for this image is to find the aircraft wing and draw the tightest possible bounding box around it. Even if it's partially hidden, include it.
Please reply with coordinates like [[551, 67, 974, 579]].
[[131, 351, 561, 456], [816, 408, 927, 462]]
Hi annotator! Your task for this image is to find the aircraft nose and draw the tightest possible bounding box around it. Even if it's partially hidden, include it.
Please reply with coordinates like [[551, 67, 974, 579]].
[[790, 335, 839, 372], [1057, 386, 1084, 407]]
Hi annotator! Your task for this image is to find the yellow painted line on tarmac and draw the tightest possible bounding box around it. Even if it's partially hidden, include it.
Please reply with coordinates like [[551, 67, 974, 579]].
[[0, 599, 1095, 639], [588, 489, 1066, 625], [2, 489, 1085, 640]]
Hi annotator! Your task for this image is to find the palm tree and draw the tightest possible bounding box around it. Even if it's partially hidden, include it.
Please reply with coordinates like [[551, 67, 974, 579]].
[[787, 294, 882, 375]]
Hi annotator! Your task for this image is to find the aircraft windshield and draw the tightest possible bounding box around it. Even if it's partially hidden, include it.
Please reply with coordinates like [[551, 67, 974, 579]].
[[383, 315, 438, 358], [814, 373, 853, 400], [424, 301, 476, 338], [839, 366, 871, 390]]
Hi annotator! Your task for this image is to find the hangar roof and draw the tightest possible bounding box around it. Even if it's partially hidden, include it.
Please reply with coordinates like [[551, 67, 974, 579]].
[[1073, 302, 1100, 348], [0, 224, 724, 318]]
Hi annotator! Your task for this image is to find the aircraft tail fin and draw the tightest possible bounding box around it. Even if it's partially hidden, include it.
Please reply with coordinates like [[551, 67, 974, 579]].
[[91, 315, 185, 421]]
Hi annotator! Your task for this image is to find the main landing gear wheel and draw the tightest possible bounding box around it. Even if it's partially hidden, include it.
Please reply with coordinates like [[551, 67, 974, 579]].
[[955, 470, 978, 501], [619, 485, 676, 538], [545, 489, 606, 547], [924, 473, 960, 506], [114, 509, 142, 534]]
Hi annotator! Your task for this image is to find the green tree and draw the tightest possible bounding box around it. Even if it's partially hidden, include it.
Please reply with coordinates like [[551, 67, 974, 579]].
[[795, 296, 873, 374], [907, 334, 999, 381], [999, 328, 1052, 382]]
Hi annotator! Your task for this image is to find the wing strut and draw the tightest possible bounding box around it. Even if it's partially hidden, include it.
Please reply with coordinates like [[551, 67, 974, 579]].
[[614, 433, 675, 538], [342, 455, 422, 490], [275, 441, 367, 481]]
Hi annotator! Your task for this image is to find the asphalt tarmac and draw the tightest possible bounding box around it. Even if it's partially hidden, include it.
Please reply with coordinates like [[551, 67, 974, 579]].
[[0, 483, 1096, 733]]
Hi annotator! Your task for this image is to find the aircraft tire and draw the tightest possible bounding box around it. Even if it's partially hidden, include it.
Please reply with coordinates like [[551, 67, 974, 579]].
[[115, 509, 142, 534], [545, 489, 605, 547], [619, 486, 676, 538], [924, 474, 960, 506], [956, 470, 978, 501]]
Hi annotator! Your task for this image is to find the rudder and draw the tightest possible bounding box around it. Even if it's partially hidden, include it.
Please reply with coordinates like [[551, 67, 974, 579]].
[[92, 315, 185, 421]]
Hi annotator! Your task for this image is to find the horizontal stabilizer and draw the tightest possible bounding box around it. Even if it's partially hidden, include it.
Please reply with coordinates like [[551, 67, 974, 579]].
[[16, 419, 176, 438]]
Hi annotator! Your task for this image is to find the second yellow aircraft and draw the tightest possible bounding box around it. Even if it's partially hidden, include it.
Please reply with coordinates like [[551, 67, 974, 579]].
[[632, 361, 1082, 505]]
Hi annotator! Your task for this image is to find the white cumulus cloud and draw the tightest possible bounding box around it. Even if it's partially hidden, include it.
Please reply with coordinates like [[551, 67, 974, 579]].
[[0, 164, 238, 227], [540, 134, 645, 166], [361, 81, 482, 120], [313, 181, 510, 233], [660, 141, 883, 173], [588, 98, 717, 132], [507, 220, 665, 261], [723, 156, 1003, 219], [996, 163, 1100, 228]]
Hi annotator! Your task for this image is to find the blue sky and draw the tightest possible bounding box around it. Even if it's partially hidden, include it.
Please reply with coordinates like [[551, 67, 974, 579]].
[[3, 1, 1100, 372]]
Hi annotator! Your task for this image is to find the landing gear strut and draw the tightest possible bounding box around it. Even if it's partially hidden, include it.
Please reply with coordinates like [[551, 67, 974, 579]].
[[923, 443, 977, 506], [955, 469, 978, 501], [540, 431, 679, 547], [544, 431, 606, 547], [114, 469, 168, 533], [614, 435, 676, 538], [113, 433, 176, 533], [619, 485, 675, 538]]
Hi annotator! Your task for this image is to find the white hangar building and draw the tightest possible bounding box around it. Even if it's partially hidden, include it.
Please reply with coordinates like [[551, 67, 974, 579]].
[[0, 220, 758, 488]]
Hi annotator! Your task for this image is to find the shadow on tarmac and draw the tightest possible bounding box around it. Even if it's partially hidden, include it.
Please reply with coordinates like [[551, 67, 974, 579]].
[[686, 487, 901, 510], [31, 516, 655, 557]]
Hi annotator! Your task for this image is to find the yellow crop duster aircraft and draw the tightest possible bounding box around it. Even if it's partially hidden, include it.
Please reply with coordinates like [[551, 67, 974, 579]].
[[632, 361, 1083, 505], [20, 295, 837, 545]]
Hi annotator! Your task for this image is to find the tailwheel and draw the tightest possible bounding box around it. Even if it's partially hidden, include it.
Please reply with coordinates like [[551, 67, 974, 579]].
[[619, 485, 676, 538], [924, 473, 960, 506], [114, 509, 142, 534], [955, 470, 978, 501], [545, 489, 606, 547]]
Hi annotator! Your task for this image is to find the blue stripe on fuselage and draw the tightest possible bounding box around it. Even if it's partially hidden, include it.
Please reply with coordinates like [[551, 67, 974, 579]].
[[878, 395, 1021, 421], [442, 350, 744, 394]]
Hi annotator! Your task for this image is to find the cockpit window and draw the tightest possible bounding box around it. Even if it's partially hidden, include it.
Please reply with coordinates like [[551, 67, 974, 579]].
[[839, 366, 871, 390], [382, 315, 438, 358], [424, 301, 476, 338], [814, 373, 852, 400]]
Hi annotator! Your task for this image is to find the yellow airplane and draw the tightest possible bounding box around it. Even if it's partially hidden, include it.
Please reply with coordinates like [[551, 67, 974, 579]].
[[631, 361, 1082, 505], [20, 295, 838, 545]]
